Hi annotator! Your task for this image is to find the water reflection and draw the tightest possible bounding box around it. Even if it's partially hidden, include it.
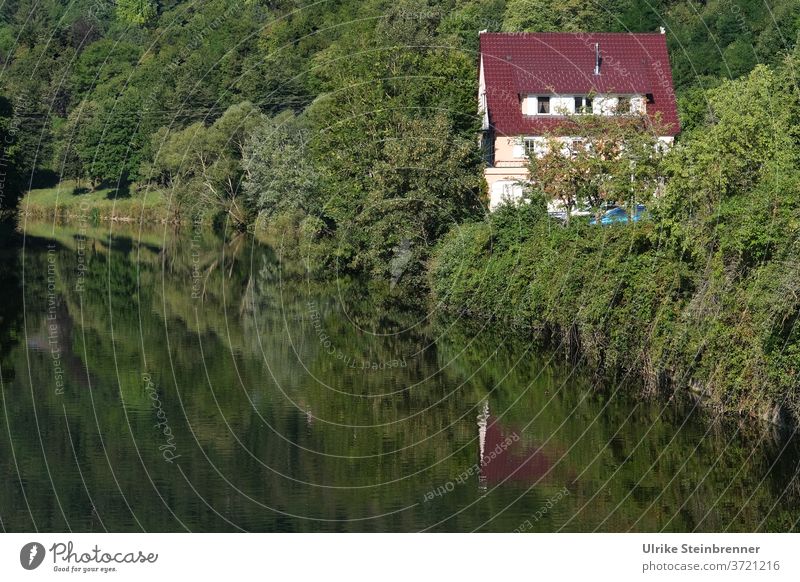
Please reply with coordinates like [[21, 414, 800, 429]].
[[0, 222, 796, 532], [478, 401, 556, 488]]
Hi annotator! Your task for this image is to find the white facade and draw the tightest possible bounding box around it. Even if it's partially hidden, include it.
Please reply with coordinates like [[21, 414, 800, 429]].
[[521, 93, 648, 117]]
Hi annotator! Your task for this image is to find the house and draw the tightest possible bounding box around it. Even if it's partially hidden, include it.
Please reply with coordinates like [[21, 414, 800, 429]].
[[478, 31, 680, 210]]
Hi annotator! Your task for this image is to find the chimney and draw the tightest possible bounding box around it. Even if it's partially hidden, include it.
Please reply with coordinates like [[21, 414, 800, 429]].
[[594, 43, 600, 75]]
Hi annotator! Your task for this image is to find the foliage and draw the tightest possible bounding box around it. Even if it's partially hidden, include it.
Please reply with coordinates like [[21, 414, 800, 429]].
[[116, 0, 158, 26], [503, 0, 611, 32], [345, 113, 484, 282], [0, 96, 21, 210], [242, 111, 322, 219], [528, 113, 666, 218], [659, 64, 799, 260], [75, 91, 154, 187], [146, 101, 266, 224], [0, 0, 796, 228], [52, 101, 95, 186], [284, 0, 484, 281], [664, 0, 800, 89]]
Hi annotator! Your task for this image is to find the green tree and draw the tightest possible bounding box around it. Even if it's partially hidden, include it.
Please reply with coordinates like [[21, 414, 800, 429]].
[[116, 0, 157, 26], [52, 104, 91, 186], [0, 95, 21, 211], [503, 0, 611, 31], [663, 65, 795, 219], [147, 101, 266, 224], [71, 40, 141, 101], [528, 113, 666, 222], [77, 92, 150, 187], [347, 113, 483, 283], [242, 111, 321, 218]]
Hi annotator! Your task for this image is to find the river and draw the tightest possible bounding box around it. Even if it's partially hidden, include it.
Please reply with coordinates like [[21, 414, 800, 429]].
[[0, 222, 797, 532]]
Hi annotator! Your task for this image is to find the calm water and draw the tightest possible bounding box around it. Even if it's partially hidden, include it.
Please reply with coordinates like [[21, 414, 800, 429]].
[[0, 222, 797, 532]]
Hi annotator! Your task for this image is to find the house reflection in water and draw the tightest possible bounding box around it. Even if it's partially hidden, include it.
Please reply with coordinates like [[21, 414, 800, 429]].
[[476, 401, 556, 491]]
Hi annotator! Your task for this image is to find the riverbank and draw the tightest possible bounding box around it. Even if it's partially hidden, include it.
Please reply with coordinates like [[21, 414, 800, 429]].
[[18, 180, 177, 224], [17, 191, 798, 433], [429, 202, 800, 429]]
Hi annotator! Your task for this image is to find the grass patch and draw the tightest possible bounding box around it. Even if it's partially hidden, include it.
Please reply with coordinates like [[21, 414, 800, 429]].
[[19, 180, 178, 224]]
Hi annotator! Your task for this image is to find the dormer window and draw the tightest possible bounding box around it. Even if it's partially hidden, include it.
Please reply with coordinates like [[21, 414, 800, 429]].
[[537, 96, 550, 114], [522, 95, 553, 116], [574, 96, 593, 114]]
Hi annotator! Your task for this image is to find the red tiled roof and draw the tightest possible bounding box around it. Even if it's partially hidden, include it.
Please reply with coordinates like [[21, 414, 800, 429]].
[[480, 32, 680, 136]]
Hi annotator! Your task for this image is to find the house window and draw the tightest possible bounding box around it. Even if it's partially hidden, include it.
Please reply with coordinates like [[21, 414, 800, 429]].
[[537, 96, 550, 114], [617, 96, 632, 114], [574, 96, 593, 113], [523, 137, 547, 157], [523, 95, 555, 116]]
